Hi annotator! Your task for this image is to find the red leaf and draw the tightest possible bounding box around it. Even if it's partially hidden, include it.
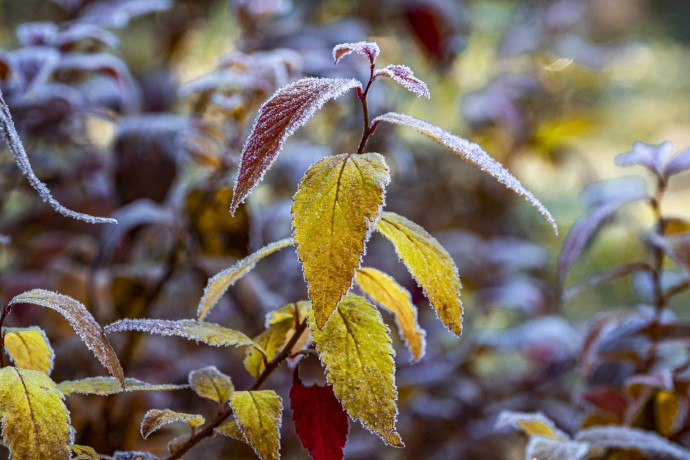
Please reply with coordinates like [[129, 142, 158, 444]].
[[375, 65, 430, 98], [332, 42, 380, 65], [230, 77, 360, 214], [290, 380, 348, 460]]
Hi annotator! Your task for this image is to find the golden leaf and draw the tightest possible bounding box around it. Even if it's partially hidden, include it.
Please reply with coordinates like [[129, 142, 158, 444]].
[[655, 390, 688, 437], [230, 390, 283, 460], [376, 212, 463, 336], [215, 419, 245, 441], [4, 327, 54, 374], [71, 445, 99, 460], [0, 367, 72, 459], [197, 238, 294, 321], [58, 377, 186, 396], [293, 153, 390, 328], [310, 294, 402, 447], [140, 409, 205, 439], [355, 268, 426, 362], [188, 366, 234, 405]]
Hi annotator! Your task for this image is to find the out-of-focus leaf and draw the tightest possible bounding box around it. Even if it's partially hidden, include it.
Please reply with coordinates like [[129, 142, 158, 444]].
[[564, 262, 649, 301], [310, 294, 402, 447], [0, 367, 72, 460], [230, 77, 361, 214], [140, 409, 204, 439], [658, 233, 690, 278], [58, 377, 186, 396], [355, 267, 426, 363], [197, 238, 294, 321], [112, 451, 159, 460], [56, 23, 120, 50], [615, 141, 673, 177], [291, 379, 349, 460], [580, 176, 648, 210], [3, 326, 54, 374], [376, 212, 462, 336], [576, 425, 690, 459], [374, 65, 430, 98], [78, 0, 173, 29], [71, 445, 99, 460], [230, 390, 283, 460], [495, 411, 568, 439], [332, 41, 380, 65], [16, 22, 58, 46], [215, 419, 245, 441], [188, 366, 234, 405], [9, 289, 124, 386], [654, 390, 687, 437], [293, 153, 389, 329], [372, 112, 557, 234], [665, 146, 690, 177], [527, 437, 588, 460]]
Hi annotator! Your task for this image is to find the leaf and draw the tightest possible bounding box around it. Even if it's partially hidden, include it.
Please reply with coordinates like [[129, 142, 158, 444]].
[[310, 294, 402, 447], [576, 425, 690, 459], [374, 65, 430, 98], [197, 238, 293, 321], [615, 141, 673, 177], [665, 146, 690, 177], [332, 41, 380, 65], [290, 379, 349, 460], [3, 326, 54, 374], [215, 419, 245, 441], [526, 437, 589, 460], [355, 268, 426, 362], [9, 289, 124, 387], [140, 409, 204, 439], [230, 390, 283, 460], [112, 451, 159, 460], [71, 445, 100, 460], [376, 212, 462, 336], [188, 366, 234, 405], [293, 153, 389, 328], [0, 367, 72, 460], [58, 377, 187, 396], [230, 77, 361, 214], [105, 319, 256, 349], [658, 233, 690, 279], [371, 112, 557, 234], [495, 411, 568, 440], [654, 390, 687, 437]]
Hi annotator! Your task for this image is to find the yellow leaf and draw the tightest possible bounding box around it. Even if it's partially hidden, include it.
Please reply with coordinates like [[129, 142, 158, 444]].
[[655, 390, 687, 437], [188, 366, 234, 405], [310, 294, 402, 446], [140, 409, 205, 439], [4, 327, 54, 374], [293, 153, 390, 329], [230, 390, 283, 460], [496, 411, 567, 440], [197, 238, 294, 321], [355, 268, 426, 363], [58, 377, 187, 396], [215, 419, 245, 441], [71, 445, 99, 460], [0, 367, 72, 459], [376, 212, 463, 336]]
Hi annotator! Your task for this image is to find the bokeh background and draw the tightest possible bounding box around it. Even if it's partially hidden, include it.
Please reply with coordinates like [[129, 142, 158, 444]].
[[1, 0, 690, 458]]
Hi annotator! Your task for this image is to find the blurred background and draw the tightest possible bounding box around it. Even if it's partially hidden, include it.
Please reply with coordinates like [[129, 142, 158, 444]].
[[1, 0, 690, 458]]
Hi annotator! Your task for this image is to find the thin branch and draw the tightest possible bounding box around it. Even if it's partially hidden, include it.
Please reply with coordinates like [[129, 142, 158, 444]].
[[356, 63, 376, 155]]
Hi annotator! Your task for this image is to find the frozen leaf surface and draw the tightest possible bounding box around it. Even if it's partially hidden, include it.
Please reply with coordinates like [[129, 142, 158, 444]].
[[310, 294, 402, 447], [58, 377, 186, 396], [333, 41, 380, 65], [188, 366, 234, 405], [374, 65, 430, 98], [215, 419, 244, 440], [245, 312, 293, 379], [376, 212, 463, 336], [231, 77, 361, 214], [355, 268, 426, 362], [71, 445, 100, 460], [293, 153, 389, 329], [372, 112, 557, 234], [576, 425, 690, 459], [140, 409, 204, 439], [230, 390, 283, 460], [9, 289, 124, 386], [3, 327, 54, 375], [526, 437, 588, 460]]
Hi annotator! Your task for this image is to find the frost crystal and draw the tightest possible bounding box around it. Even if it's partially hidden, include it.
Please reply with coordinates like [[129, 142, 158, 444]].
[[332, 41, 380, 65], [374, 65, 430, 98]]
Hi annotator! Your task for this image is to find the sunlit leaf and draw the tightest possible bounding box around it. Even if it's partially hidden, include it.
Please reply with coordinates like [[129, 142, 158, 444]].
[[230, 77, 361, 214], [655, 390, 687, 437], [355, 268, 426, 362], [495, 411, 568, 439], [291, 379, 349, 460], [9, 289, 124, 387], [58, 377, 187, 396], [0, 367, 72, 460], [140, 409, 204, 439], [372, 112, 557, 234], [376, 212, 462, 336], [3, 326, 54, 374], [576, 425, 690, 459], [333, 41, 380, 65], [71, 445, 99, 460], [197, 238, 293, 321], [374, 65, 430, 98], [293, 153, 389, 329], [230, 390, 283, 460], [215, 419, 245, 441], [310, 294, 402, 447], [188, 366, 234, 405]]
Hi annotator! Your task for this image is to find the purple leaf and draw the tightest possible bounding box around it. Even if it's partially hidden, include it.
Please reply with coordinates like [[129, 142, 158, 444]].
[[57, 24, 121, 50], [332, 41, 380, 65], [665, 146, 690, 178], [16, 22, 59, 47], [576, 425, 690, 459], [374, 65, 430, 98], [77, 0, 173, 29], [615, 141, 673, 177]]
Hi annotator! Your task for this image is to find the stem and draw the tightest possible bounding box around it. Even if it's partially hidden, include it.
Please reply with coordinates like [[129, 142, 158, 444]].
[[0, 305, 10, 368], [166, 320, 309, 460], [356, 64, 376, 155]]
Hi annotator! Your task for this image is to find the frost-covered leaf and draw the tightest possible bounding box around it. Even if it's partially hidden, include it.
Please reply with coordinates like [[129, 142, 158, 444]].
[[665, 146, 690, 177], [0, 367, 72, 460], [58, 377, 186, 396], [112, 451, 159, 460], [215, 419, 245, 441], [293, 153, 389, 329], [355, 268, 426, 362], [0, 88, 117, 224], [655, 390, 688, 437], [372, 112, 557, 234], [332, 41, 380, 65], [105, 319, 256, 349], [374, 65, 430, 98], [230, 77, 361, 214], [78, 0, 173, 29], [376, 212, 462, 336], [576, 425, 690, 459], [244, 310, 293, 379], [9, 289, 124, 386], [495, 411, 568, 439], [230, 390, 283, 460], [197, 238, 293, 321], [188, 366, 234, 405], [140, 409, 204, 439], [71, 445, 99, 460], [291, 379, 349, 460], [57, 23, 120, 50], [310, 294, 402, 447], [526, 437, 588, 460], [3, 326, 54, 374], [615, 141, 673, 177]]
